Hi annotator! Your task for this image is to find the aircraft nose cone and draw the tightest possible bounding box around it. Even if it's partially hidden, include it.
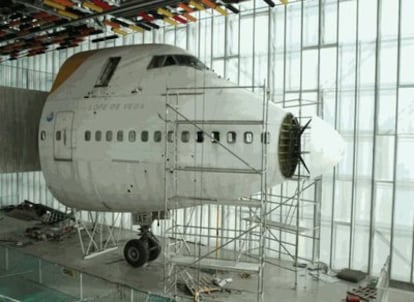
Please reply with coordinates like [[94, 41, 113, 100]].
[[304, 116, 345, 178]]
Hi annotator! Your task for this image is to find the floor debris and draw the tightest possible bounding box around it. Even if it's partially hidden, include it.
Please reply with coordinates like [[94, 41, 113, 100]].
[[2, 200, 71, 224], [1, 200, 75, 242], [180, 270, 223, 302]]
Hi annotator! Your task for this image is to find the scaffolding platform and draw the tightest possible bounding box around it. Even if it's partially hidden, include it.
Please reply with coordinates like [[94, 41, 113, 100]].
[[168, 196, 262, 208], [169, 256, 260, 273], [244, 217, 311, 234]]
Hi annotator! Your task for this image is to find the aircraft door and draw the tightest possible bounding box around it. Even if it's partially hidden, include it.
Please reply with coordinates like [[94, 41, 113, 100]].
[[53, 111, 74, 161]]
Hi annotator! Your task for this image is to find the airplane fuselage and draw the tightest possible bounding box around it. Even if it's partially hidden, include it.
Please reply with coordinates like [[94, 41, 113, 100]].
[[38, 44, 295, 212]]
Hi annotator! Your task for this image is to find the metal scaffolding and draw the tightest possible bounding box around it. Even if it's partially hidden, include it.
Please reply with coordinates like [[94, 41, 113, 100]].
[[258, 96, 322, 288], [162, 84, 269, 302], [259, 177, 322, 287]]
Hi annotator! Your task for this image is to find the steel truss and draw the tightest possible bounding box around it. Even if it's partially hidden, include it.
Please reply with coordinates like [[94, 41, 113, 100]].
[[73, 210, 121, 260]]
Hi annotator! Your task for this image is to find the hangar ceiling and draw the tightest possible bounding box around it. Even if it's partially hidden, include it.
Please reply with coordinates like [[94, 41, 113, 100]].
[[0, 0, 258, 62]]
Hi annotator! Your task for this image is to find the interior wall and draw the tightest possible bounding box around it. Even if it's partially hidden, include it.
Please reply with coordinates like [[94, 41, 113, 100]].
[[0, 0, 412, 283]]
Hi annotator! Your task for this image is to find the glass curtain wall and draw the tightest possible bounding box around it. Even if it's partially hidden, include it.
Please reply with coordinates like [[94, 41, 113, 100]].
[[0, 0, 413, 283]]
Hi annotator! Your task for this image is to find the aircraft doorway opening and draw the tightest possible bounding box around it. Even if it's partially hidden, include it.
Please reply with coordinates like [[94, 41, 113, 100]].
[[53, 111, 74, 161]]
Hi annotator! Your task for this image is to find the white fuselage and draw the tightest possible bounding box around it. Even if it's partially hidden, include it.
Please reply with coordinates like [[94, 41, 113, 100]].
[[38, 44, 293, 212]]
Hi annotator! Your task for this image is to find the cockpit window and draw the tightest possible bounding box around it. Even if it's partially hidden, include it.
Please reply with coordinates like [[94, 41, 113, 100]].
[[95, 57, 121, 87], [147, 56, 165, 69], [175, 55, 206, 70], [164, 55, 177, 66], [147, 54, 206, 70]]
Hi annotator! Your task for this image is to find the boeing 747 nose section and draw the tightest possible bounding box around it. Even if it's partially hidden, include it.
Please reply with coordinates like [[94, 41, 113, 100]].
[[38, 44, 344, 267]]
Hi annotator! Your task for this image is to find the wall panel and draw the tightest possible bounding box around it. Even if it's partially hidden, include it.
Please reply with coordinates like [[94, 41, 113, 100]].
[[0, 86, 47, 173]]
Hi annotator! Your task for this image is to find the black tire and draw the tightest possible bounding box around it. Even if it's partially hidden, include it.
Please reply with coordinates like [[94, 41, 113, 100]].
[[124, 239, 149, 268], [147, 236, 161, 262]]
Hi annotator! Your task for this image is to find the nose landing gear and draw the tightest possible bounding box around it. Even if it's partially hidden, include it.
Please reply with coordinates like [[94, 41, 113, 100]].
[[124, 225, 161, 268], [147, 234, 162, 261]]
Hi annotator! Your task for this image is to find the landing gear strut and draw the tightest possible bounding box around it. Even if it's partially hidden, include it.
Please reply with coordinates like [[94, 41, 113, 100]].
[[124, 225, 161, 268]]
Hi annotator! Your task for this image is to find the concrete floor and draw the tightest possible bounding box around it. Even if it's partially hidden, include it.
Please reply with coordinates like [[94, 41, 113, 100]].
[[0, 213, 413, 302]]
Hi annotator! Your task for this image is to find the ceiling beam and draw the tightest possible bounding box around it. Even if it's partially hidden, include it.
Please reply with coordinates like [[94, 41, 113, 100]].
[[6, 0, 182, 44]]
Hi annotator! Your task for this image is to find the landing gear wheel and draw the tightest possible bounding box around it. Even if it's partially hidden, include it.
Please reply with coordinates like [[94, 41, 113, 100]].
[[147, 236, 161, 261], [124, 239, 149, 268]]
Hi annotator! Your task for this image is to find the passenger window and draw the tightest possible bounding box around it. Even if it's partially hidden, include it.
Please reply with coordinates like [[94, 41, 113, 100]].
[[129, 130, 136, 142], [227, 131, 236, 144], [181, 131, 190, 143], [168, 131, 174, 143], [85, 131, 91, 141], [154, 131, 162, 142], [95, 57, 121, 87], [244, 132, 253, 144], [141, 131, 148, 142], [40, 131, 46, 141], [117, 130, 124, 142], [95, 131, 102, 142], [106, 131, 113, 142], [211, 131, 220, 143], [56, 131, 62, 141], [261, 132, 270, 144], [196, 131, 204, 143]]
